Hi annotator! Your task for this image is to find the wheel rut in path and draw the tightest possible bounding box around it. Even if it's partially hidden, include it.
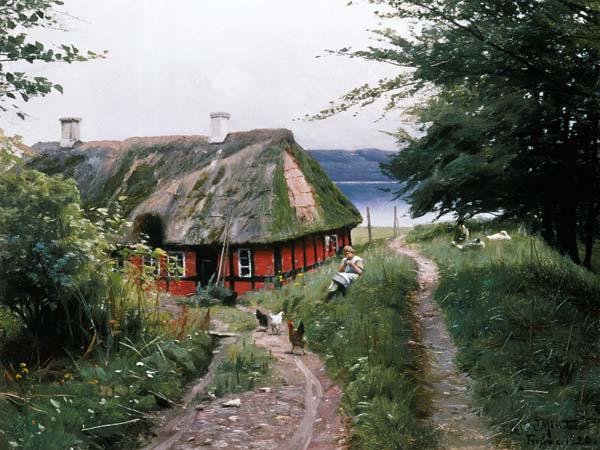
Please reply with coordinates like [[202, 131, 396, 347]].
[[143, 304, 348, 450], [390, 238, 498, 450]]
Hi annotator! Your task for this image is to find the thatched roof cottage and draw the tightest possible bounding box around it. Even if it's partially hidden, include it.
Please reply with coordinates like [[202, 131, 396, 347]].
[[29, 115, 362, 296]]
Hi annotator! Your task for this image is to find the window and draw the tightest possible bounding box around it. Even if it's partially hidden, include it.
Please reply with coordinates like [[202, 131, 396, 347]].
[[142, 255, 160, 277], [167, 252, 185, 278], [238, 248, 252, 278], [329, 234, 339, 253]]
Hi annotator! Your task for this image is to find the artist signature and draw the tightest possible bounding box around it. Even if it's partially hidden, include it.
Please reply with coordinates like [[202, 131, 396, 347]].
[[503, 417, 600, 448]]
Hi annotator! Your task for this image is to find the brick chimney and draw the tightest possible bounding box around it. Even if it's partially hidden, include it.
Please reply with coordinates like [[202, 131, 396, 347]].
[[209, 112, 230, 144], [59, 117, 82, 148]]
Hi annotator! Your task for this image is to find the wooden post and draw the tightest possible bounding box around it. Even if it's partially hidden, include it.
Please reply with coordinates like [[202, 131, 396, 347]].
[[393, 206, 398, 237], [367, 206, 372, 243]]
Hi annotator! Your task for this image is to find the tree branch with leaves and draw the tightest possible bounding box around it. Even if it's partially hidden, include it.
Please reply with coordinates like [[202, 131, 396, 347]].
[[0, 0, 106, 118]]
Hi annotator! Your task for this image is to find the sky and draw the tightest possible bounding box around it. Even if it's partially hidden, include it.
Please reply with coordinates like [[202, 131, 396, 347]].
[[3, 0, 412, 150]]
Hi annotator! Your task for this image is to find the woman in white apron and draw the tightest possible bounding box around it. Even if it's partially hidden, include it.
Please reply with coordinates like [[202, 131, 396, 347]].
[[327, 246, 364, 298]]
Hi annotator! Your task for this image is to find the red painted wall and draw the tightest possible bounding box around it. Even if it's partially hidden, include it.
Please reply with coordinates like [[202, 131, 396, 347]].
[[127, 229, 354, 297], [235, 280, 253, 296], [281, 243, 293, 273], [294, 239, 304, 269], [215, 254, 230, 278], [169, 281, 196, 296], [183, 250, 196, 278], [254, 246, 275, 277], [315, 235, 325, 262], [305, 236, 316, 267]]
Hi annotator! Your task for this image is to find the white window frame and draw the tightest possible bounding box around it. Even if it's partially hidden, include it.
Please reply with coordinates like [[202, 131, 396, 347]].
[[167, 251, 186, 278], [142, 255, 160, 276], [237, 248, 252, 278]]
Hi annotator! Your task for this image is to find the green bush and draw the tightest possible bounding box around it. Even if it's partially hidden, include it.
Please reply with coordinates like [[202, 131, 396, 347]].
[[0, 165, 110, 352], [193, 280, 236, 307]]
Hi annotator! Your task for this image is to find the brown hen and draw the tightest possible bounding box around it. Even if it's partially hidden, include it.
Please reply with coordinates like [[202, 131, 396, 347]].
[[287, 320, 307, 355]]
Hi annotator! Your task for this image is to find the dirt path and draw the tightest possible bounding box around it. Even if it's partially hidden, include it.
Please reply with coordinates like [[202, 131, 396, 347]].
[[143, 304, 347, 450], [389, 238, 498, 450]]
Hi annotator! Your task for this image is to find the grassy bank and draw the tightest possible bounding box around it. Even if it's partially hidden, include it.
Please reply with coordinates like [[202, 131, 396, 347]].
[[246, 244, 439, 450], [0, 308, 215, 450], [409, 223, 600, 449]]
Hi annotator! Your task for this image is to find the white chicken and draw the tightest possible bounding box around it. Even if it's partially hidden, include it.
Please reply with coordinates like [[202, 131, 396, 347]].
[[268, 311, 284, 335], [487, 230, 511, 241]]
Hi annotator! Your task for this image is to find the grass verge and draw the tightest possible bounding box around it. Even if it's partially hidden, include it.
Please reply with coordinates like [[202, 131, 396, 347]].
[[246, 243, 439, 450], [409, 223, 600, 449], [0, 330, 214, 450]]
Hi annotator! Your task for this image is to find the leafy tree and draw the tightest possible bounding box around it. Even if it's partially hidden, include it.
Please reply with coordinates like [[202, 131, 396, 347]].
[[316, 0, 600, 266], [0, 151, 109, 352], [0, 141, 185, 359], [0, 0, 105, 118]]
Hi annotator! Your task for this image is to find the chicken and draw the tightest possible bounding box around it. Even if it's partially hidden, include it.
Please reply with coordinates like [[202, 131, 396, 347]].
[[255, 309, 269, 331], [269, 311, 284, 335], [287, 320, 307, 355], [200, 307, 211, 331], [487, 230, 511, 241]]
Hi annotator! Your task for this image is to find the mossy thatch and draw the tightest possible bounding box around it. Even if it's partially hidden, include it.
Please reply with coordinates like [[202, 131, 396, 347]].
[[28, 129, 362, 245]]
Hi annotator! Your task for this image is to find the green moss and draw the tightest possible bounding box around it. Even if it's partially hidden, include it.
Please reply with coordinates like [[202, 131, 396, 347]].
[[99, 155, 134, 205], [212, 166, 226, 185], [225, 186, 238, 196], [120, 164, 158, 215], [198, 191, 214, 219], [28, 154, 85, 178], [289, 143, 362, 229], [268, 142, 361, 239], [271, 153, 300, 236], [192, 172, 209, 193]]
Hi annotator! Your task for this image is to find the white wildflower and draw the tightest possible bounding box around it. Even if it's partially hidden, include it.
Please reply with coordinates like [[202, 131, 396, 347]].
[[136, 362, 144, 367]]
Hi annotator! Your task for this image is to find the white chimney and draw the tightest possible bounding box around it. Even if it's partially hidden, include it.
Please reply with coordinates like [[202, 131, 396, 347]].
[[59, 117, 82, 148], [209, 112, 230, 144]]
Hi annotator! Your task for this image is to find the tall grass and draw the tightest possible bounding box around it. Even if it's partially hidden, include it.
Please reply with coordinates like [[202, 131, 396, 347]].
[[247, 245, 439, 450], [0, 331, 214, 449], [411, 225, 600, 449], [209, 333, 277, 398]]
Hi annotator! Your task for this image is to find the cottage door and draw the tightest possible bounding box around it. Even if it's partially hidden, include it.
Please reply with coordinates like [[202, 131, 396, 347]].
[[197, 249, 218, 286], [273, 244, 282, 276]]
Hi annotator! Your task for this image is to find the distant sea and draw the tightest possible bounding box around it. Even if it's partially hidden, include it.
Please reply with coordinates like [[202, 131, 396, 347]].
[[335, 181, 437, 227]]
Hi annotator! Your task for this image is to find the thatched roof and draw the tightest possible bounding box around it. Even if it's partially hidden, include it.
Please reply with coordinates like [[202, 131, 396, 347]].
[[28, 129, 361, 245]]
